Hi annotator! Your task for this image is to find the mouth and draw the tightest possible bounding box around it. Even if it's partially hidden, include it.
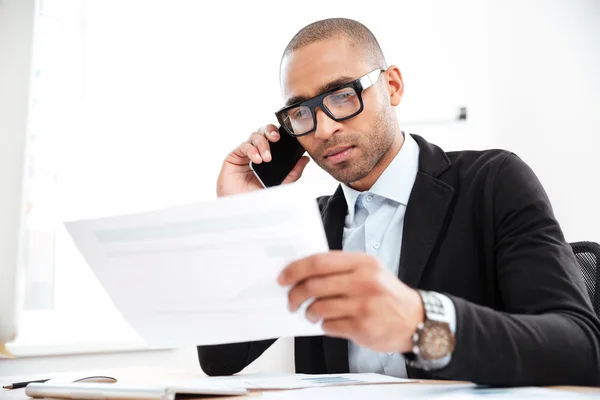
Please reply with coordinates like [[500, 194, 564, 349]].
[[324, 145, 355, 165]]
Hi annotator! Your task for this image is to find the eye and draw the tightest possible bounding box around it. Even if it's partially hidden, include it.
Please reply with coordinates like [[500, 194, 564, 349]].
[[291, 107, 310, 119], [294, 109, 305, 118], [328, 90, 357, 104]]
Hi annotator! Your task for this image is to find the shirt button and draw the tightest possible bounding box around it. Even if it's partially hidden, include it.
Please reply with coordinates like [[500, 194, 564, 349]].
[[373, 242, 381, 249], [366, 195, 373, 202]]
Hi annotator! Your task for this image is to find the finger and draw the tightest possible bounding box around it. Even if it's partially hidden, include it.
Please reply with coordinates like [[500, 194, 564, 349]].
[[288, 273, 353, 312], [321, 317, 357, 339], [234, 142, 262, 164], [305, 297, 359, 322], [281, 156, 310, 184], [248, 132, 272, 162], [258, 124, 280, 142], [278, 251, 363, 287]]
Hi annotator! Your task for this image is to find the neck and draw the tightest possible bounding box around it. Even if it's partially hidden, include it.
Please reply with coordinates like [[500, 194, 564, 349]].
[[349, 131, 405, 192]]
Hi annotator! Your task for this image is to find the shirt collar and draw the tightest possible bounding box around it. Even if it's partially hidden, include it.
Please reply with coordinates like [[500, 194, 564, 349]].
[[341, 132, 420, 223]]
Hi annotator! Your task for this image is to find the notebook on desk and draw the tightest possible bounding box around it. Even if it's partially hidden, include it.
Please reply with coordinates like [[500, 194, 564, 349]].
[[25, 382, 248, 399]]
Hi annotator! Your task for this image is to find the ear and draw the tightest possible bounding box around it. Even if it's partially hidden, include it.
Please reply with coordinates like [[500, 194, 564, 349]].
[[385, 65, 404, 106]]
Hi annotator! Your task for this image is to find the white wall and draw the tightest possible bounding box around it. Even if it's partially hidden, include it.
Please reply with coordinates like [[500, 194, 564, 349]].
[[2, 0, 599, 379], [486, 0, 600, 244]]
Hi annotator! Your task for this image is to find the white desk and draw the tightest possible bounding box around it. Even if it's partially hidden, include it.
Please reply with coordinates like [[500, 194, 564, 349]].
[[2, 367, 599, 399]]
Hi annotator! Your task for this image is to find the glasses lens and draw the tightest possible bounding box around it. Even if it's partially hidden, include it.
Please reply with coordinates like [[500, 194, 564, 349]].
[[282, 105, 314, 136], [323, 87, 361, 119]]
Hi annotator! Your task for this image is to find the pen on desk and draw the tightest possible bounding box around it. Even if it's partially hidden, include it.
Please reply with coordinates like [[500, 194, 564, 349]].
[[3, 379, 50, 389]]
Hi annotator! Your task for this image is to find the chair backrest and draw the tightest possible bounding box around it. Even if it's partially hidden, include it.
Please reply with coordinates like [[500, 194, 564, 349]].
[[570, 241, 600, 317]]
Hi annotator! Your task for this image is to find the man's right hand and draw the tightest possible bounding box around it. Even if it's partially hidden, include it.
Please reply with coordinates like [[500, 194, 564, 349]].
[[216, 124, 311, 197]]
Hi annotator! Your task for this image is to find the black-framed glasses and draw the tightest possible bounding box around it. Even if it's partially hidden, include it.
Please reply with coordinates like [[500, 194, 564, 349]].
[[275, 68, 385, 137]]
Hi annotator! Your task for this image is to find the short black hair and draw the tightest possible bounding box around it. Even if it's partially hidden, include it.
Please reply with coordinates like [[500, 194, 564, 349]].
[[281, 18, 387, 70]]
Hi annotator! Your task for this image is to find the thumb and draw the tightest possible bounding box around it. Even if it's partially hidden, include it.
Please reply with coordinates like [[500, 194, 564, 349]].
[[282, 156, 310, 184]]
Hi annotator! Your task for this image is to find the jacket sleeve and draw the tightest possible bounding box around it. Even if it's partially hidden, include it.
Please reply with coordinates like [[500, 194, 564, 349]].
[[197, 339, 276, 376], [432, 153, 600, 386]]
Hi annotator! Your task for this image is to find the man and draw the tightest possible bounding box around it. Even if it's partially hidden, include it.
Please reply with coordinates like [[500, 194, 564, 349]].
[[198, 18, 600, 386]]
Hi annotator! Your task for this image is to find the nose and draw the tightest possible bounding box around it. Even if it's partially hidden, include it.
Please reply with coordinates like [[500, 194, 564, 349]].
[[313, 107, 342, 141]]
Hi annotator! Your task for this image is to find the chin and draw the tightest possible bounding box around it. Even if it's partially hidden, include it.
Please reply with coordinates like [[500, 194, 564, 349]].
[[328, 164, 371, 185]]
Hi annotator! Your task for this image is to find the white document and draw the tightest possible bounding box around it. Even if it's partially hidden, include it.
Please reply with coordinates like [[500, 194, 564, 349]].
[[436, 387, 598, 399], [205, 373, 417, 390], [260, 384, 594, 400], [64, 183, 328, 347]]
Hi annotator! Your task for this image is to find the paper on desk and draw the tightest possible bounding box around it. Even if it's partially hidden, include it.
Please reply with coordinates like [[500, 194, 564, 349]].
[[260, 383, 474, 399], [205, 373, 417, 390], [436, 387, 598, 399], [64, 183, 328, 347], [261, 384, 594, 399]]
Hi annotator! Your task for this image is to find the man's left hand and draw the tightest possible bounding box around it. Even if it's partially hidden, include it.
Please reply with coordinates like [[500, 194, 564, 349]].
[[278, 250, 424, 354]]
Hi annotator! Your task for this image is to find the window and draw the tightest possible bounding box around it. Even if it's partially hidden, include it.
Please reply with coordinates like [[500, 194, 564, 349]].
[[10, 0, 167, 355]]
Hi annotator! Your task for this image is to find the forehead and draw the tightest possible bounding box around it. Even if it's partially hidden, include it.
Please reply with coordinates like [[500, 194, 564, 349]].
[[280, 38, 371, 103]]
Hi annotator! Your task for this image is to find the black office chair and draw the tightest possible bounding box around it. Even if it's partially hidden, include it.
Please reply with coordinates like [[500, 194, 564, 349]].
[[570, 241, 600, 317]]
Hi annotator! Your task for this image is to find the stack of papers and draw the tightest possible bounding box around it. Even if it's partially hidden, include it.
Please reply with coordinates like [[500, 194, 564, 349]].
[[204, 373, 417, 390], [65, 184, 330, 347], [259, 384, 597, 399]]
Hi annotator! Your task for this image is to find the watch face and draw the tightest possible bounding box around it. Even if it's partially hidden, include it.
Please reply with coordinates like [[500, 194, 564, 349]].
[[419, 321, 455, 360]]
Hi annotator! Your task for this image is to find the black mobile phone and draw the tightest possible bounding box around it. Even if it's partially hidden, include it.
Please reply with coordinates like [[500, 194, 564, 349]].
[[250, 126, 306, 188]]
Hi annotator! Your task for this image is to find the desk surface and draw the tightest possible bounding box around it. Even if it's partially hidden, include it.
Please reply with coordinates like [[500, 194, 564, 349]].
[[2, 367, 599, 399]]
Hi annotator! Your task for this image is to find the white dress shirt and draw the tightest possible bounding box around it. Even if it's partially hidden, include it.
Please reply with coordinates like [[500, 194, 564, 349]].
[[342, 133, 456, 377]]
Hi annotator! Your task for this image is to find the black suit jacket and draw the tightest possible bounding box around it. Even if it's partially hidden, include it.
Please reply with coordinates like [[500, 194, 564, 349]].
[[197, 135, 600, 386]]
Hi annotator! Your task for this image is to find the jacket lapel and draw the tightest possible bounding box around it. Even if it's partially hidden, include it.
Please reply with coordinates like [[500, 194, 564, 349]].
[[399, 135, 455, 288], [320, 186, 346, 251], [319, 187, 350, 373]]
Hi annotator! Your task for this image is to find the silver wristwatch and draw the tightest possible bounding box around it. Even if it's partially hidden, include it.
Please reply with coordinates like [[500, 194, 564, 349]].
[[405, 290, 455, 370]]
